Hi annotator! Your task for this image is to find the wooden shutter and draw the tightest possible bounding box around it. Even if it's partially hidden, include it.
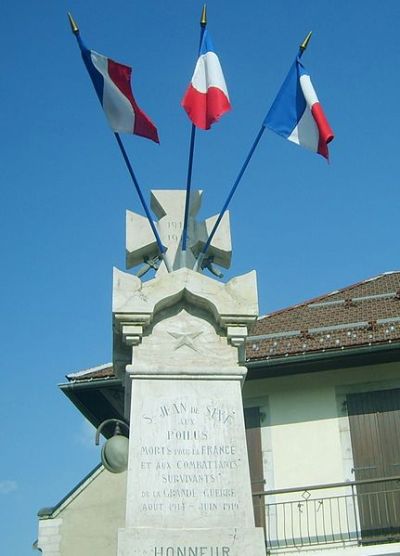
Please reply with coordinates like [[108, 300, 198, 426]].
[[347, 388, 400, 542], [244, 406, 265, 530]]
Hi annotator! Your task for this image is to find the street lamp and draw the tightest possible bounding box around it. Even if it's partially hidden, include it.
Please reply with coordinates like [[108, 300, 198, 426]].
[[95, 419, 130, 473]]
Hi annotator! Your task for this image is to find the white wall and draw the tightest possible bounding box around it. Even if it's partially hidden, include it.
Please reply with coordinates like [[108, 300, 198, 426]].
[[38, 467, 127, 556], [243, 361, 400, 551], [243, 361, 400, 491]]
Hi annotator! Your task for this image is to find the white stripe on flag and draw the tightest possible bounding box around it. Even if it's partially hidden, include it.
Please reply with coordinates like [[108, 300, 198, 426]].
[[299, 74, 319, 107], [191, 51, 229, 97], [90, 51, 135, 133], [288, 106, 319, 152]]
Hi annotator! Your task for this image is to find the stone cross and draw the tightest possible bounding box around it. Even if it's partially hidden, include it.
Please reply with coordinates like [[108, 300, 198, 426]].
[[126, 190, 232, 275]]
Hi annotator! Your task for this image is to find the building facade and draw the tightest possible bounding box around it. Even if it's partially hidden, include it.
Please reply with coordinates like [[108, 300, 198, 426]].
[[37, 272, 400, 555]]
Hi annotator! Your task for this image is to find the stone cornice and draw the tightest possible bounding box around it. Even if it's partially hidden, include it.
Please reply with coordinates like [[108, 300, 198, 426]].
[[113, 267, 258, 335]]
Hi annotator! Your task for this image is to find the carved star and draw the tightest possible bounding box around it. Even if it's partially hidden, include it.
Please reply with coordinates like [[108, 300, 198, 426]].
[[168, 330, 203, 351]]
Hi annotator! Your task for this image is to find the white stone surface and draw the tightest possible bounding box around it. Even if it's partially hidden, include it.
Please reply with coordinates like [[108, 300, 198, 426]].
[[113, 267, 258, 327], [112, 267, 258, 377], [37, 518, 62, 556], [118, 527, 266, 556], [129, 309, 240, 376], [125, 190, 232, 274], [125, 379, 254, 529], [126, 211, 160, 269], [116, 199, 263, 554]]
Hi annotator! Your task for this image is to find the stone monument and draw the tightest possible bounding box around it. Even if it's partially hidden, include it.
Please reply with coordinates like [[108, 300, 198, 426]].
[[113, 190, 266, 555]]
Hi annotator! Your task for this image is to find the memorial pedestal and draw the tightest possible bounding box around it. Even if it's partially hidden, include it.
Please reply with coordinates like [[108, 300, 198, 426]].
[[118, 528, 265, 556], [118, 377, 265, 555], [113, 228, 265, 555]]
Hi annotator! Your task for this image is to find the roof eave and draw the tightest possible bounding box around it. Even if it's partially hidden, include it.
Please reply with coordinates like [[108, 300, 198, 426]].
[[246, 341, 400, 380], [59, 377, 121, 390], [59, 377, 124, 436]]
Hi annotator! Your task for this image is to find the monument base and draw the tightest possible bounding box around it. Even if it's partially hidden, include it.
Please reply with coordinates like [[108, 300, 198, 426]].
[[118, 527, 266, 555]]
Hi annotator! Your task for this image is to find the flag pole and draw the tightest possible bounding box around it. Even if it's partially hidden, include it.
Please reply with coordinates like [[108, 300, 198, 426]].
[[113, 133, 170, 271], [67, 13, 171, 273], [193, 126, 265, 272], [181, 5, 207, 256], [193, 31, 312, 272]]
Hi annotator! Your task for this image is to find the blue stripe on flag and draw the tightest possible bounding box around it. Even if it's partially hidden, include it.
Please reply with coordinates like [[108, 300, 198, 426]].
[[77, 36, 105, 104], [199, 30, 215, 56], [263, 58, 306, 138]]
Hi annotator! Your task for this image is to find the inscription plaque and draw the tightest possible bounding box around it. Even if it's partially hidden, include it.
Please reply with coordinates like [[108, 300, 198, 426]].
[[126, 379, 255, 530]]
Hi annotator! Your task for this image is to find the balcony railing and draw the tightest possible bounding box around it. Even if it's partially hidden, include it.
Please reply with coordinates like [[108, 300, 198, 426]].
[[253, 476, 400, 551]]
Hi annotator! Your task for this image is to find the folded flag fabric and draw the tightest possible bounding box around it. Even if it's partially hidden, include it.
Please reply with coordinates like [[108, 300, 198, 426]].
[[182, 29, 231, 130], [264, 56, 333, 159], [77, 36, 159, 143]]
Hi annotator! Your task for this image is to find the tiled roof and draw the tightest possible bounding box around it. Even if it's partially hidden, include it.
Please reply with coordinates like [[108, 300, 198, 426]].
[[247, 272, 400, 363], [66, 363, 115, 381]]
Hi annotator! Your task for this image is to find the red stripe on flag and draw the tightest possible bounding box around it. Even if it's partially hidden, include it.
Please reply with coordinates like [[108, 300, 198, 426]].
[[311, 103, 334, 160], [107, 59, 159, 143], [182, 85, 231, 130]]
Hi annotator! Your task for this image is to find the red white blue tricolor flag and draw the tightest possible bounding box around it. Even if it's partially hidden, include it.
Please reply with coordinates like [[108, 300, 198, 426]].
[[182, 30, 231, 130], [264, 56, 334, 159], [77, 36, 159, 143]]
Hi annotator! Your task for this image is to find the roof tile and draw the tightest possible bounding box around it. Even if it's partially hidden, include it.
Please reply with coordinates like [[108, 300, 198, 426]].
[[247, 272, 400, 362]]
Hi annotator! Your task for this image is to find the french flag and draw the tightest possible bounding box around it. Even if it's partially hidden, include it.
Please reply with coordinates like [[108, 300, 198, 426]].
[[78, 38, 159, 143], [264, 57, 334, 159], [182, 30, 231, 130]]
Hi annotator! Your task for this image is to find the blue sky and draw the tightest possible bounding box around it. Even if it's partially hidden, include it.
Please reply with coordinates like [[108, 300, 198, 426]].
[[1, 0, 400, 553]]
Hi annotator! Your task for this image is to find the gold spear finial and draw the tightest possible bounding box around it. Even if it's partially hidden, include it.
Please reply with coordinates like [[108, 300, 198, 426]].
[[68, 12, 79, 34], [200, 4, 207, 27], [300, 31, 312, 52]]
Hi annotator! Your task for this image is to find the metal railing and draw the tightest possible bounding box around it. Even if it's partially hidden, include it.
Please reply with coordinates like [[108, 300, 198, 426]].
[[253, 476, 400, 551]]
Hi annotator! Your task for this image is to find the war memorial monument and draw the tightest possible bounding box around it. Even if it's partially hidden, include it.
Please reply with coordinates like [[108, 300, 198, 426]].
[[43, 10, 269, 554], [113, 190, 266, 555], [36, 10, 335, 554]]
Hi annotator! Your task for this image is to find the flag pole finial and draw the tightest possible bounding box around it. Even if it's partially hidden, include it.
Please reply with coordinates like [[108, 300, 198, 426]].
[[300, 31, 312, 52], [68, 12, 79, 35], [200, 4, 207, 27]]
